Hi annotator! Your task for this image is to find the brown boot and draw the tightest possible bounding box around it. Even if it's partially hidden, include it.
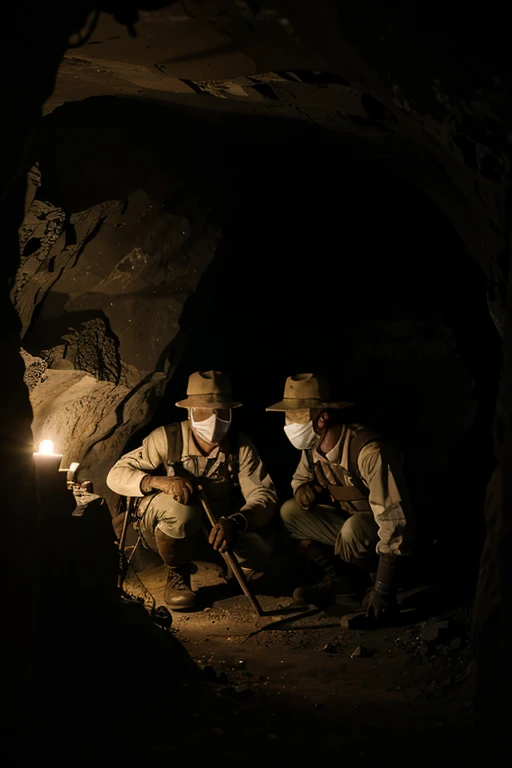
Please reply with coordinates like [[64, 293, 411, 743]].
[[293, 571, 359, 605], [292, 539, 360, 606], [155, 529, 198, 611], [164, 565, 197, 610]]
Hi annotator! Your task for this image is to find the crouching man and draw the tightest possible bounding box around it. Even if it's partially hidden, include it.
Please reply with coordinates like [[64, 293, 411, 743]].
[[107, 370, 277, 611], [267, 373, 414, 624]]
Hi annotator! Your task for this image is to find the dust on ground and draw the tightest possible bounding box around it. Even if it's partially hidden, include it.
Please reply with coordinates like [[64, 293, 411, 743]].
[[121, 557, 475, 765]]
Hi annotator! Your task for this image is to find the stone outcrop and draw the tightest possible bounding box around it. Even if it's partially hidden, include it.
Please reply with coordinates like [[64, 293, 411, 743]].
[[15, 151, 221, 501]]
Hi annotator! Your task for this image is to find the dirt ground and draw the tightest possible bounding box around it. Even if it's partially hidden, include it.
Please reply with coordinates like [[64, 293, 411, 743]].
[[119, 554, 475, 766]]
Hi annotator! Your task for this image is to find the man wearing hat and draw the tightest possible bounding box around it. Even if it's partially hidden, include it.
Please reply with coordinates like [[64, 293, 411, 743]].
[[107, 371, 277, 610], [267, 373, 414, 623]]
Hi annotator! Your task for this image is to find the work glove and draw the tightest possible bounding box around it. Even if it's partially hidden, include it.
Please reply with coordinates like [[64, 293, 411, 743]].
[[294, 482, 318, 510], [362, 553, 399, 621], [149, 476, 194, 504], [362, 588, 393, 620], [209, 516, 237, 554]]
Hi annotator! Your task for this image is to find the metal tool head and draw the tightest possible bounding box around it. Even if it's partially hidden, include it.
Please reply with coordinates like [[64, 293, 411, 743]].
[[248, 607, 320, 637]]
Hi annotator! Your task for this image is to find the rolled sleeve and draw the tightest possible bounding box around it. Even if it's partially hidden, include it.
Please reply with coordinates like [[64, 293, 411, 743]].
[[358, 442, 414, 557], [106, 426, 168, 498], [237, 434, 278, 527], [291, 451, 315, 494]]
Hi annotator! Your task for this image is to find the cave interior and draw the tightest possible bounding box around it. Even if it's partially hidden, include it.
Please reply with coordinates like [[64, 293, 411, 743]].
[[2, 3, 511, 766]]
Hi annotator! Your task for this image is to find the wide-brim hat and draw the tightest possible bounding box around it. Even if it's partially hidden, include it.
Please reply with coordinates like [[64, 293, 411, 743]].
[[176, 370, 243, 409], [266, 373, 353, 411]]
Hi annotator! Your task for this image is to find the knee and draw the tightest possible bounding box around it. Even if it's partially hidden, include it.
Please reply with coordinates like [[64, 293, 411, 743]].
[[280, 498, 304, 528], [151, 494, 203, 537], [180, 505, 204, 536], [338, 515, 374, 563]]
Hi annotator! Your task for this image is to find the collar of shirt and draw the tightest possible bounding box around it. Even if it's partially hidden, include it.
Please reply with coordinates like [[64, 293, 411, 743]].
[[312, 424, 348, 466]]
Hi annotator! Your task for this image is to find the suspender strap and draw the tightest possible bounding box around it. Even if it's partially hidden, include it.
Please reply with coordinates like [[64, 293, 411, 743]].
[[164, 421, 184, 464]]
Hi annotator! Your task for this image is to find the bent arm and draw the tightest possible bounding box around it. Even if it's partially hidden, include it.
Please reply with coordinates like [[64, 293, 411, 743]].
[[358, 442, 414, 557], [106, 426, 168, 497], [291, 451, 315, 495], [236, 436, 278, 528]]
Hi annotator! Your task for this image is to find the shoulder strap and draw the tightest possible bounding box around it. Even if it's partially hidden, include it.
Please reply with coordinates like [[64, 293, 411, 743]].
[[305, 448, 315, 475], [224, 431, 240, 485], [164, 422, 184, 465], [347, 424, 383, 487]]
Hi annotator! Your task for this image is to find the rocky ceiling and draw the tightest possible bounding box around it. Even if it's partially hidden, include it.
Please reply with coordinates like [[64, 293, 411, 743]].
[[39, 2, 508, 285], [46, 3, 507, 272]]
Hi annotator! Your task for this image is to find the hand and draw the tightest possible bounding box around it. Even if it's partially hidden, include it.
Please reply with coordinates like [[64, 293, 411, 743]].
[[208, 516, 236, 553], [72, 482, 101, 507], [294, 483, 318, 510], [362, 587, 390, 620], [151, 476, 193, 504]]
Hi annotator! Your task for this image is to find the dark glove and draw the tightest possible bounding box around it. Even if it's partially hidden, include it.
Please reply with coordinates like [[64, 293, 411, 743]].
[[148, 476, 193, 504], [362, 588, 392, 619], [294, 483, 318, 510], [209, 516, 237, 553], [363, 553, 399, 620]]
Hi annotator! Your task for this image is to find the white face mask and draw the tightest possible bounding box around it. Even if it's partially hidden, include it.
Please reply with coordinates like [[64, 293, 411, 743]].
[[191, 410, 232, 444], [283, 420, 318, 450]]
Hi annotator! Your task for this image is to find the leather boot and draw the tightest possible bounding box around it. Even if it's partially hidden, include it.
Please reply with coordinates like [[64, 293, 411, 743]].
[[292, 540, 360, 606], [163, 565, 196, 610], [155, 529, 198, 611]]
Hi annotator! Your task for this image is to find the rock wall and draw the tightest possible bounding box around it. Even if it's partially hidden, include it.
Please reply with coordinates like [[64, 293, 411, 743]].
[[15, 137, 221, 502]]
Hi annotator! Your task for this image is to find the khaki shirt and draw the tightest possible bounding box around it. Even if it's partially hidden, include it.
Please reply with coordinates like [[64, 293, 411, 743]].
[[291, 425, 413, 556], [106, 420, 277, 527]]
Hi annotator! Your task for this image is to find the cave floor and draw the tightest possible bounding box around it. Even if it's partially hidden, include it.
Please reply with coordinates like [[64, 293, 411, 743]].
[[121, 557, 475, 766]]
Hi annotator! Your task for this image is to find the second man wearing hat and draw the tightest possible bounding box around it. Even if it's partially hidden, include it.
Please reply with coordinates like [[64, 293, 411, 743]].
[[107, 371, 277, 610], [267, 373, 414, 624]]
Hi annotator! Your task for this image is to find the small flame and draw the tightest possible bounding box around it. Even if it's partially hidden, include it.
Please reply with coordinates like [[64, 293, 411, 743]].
[[38, 439, 55, 455]]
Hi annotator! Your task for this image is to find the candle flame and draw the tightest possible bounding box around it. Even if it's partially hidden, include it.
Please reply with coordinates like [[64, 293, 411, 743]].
[[38, 439, 55, 455]]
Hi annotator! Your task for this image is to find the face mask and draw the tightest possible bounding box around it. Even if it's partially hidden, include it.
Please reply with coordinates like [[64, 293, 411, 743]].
[[283, 420, 318, 450], [191, 411, 232, 443]]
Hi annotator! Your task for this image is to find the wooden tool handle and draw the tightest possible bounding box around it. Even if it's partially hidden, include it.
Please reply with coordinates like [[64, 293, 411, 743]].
[[221, 549, 264, 616], [197, 484, 265, 618]]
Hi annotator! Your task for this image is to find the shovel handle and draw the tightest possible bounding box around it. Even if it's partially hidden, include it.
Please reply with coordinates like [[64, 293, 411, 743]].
[[196, 484, 265, 618], [221, 550, 265, 617]]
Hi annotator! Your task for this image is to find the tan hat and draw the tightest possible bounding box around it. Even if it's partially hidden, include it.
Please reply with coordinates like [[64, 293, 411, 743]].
[[176, 370, 242, 409], [266, 373, 353, 411]]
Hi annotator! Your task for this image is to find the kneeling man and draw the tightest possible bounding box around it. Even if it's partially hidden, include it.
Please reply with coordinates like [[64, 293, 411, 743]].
[[267, 373, 414, 623], [107, 371, 277, 610]]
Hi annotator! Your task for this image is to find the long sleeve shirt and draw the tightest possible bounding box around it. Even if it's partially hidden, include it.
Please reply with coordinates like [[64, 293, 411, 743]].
[[291, 425, 414, 556], [106, 420, 277, 527]]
